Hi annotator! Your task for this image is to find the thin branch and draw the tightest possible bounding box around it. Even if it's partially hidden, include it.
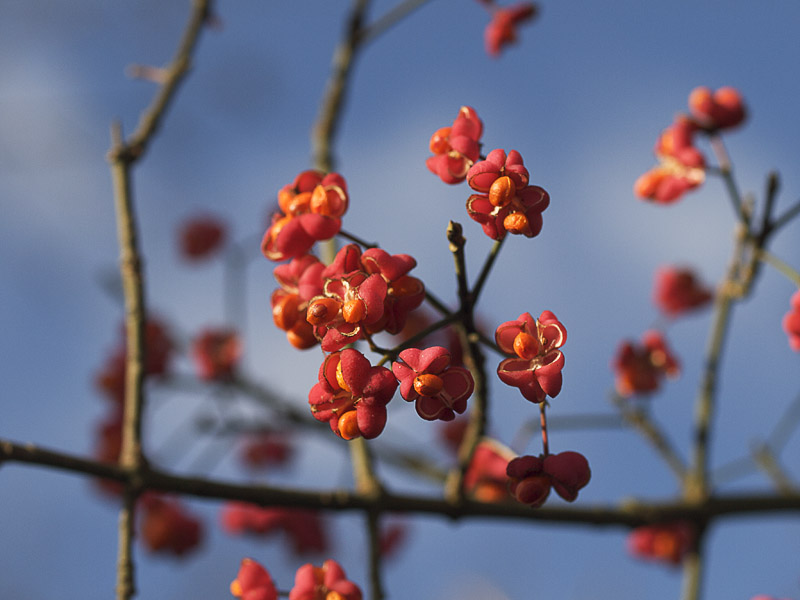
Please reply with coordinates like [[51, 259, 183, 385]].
[[115, 0, 213, 163], [109, 118, 146, 600], [338, 228, 379, 249], [356, 0, 435, 46], [709, 135, 747, 226], [751, 442, 798, 495], [756, 248, 800, 287], [312, 0, 372, 172], [610, 393, 687, 483], [769, 197, 800, 234], [0, 439, 126, 482], [679, 526, 707, 600], [444, 222, 489, 504], [768, 391, 800, 451], [471, 237, 505, 306], [686, 221, 748, 503], [3, 439, 800, 525], [106, 3, 212, 598]]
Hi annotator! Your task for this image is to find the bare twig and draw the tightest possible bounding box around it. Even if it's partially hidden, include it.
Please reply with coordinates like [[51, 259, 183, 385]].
[[444, 222, 490, 504], [3, 437, 800, 526], [610, 393, 687, 483], [106, 2, 212, 598], [312, 0, 372, 172], [751, 442, 798, 495], [356, 0, 435, 46]]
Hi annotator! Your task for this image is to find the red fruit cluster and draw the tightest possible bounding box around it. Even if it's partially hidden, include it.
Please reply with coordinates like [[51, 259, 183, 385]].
[[483, 2, 538, 58], [192, 328, 241, 380], [392, 346, 475, 421], [289, 559, 363, 600], [495, 311, 566, 403], [139, 494, 203, 557], [612, 330, 679, 397], [627, 522, 694, 566], [262, 170, 348, 262], [179, 215, 226, 260], [634, 116, 705, 204], [304, 244, 425, 352], [271, 254, 326, 349], [506, 451, 591, 507], [782, 290, 800, 351], [221, 503, 328, 555], [635, 86, 747, 204], [466, 149, 550, 240], [426, 106, 483, 184], [652, 266, 713, 318], [308, 349, 398, 440], [688, 86, 746, 131]]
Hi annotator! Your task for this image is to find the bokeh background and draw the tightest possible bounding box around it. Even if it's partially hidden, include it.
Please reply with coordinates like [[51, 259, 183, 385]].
[[2, 1, 799, 598]]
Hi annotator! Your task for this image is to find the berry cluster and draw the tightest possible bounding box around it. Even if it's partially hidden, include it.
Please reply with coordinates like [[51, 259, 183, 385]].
[[635, 86, 746, 204]]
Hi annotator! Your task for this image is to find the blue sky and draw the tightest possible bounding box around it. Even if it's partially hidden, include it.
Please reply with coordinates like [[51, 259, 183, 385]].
[[2, 1, 800, 599]]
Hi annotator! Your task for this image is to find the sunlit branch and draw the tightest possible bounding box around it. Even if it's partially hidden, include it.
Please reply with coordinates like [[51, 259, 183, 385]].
[[756, 248, 800, 287], [106, 2, 212, 597]]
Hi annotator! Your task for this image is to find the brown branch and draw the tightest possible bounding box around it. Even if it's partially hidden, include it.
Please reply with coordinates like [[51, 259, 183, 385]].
[[686, 222, 748, 503], [106, 2, 212, 598], [444, 222, 489, 504], [112, 0, 213, 164], [109, 117, 146, 600], [3, 439, 800, 526], [312, 0, 372, 172]]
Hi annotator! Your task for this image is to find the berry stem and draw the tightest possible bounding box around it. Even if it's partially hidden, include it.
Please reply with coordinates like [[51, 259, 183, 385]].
[[540, 402, 549, 456]]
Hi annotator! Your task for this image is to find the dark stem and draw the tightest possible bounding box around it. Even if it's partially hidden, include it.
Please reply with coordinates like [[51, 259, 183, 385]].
[[539, 402, 549, 456]]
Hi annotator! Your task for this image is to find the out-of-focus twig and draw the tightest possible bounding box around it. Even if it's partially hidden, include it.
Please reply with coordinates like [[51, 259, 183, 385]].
[[356, 0, 435, 46], [751, 442, 798, 495], [610, 393, 687, 483], [312, 0, 372, 173]]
